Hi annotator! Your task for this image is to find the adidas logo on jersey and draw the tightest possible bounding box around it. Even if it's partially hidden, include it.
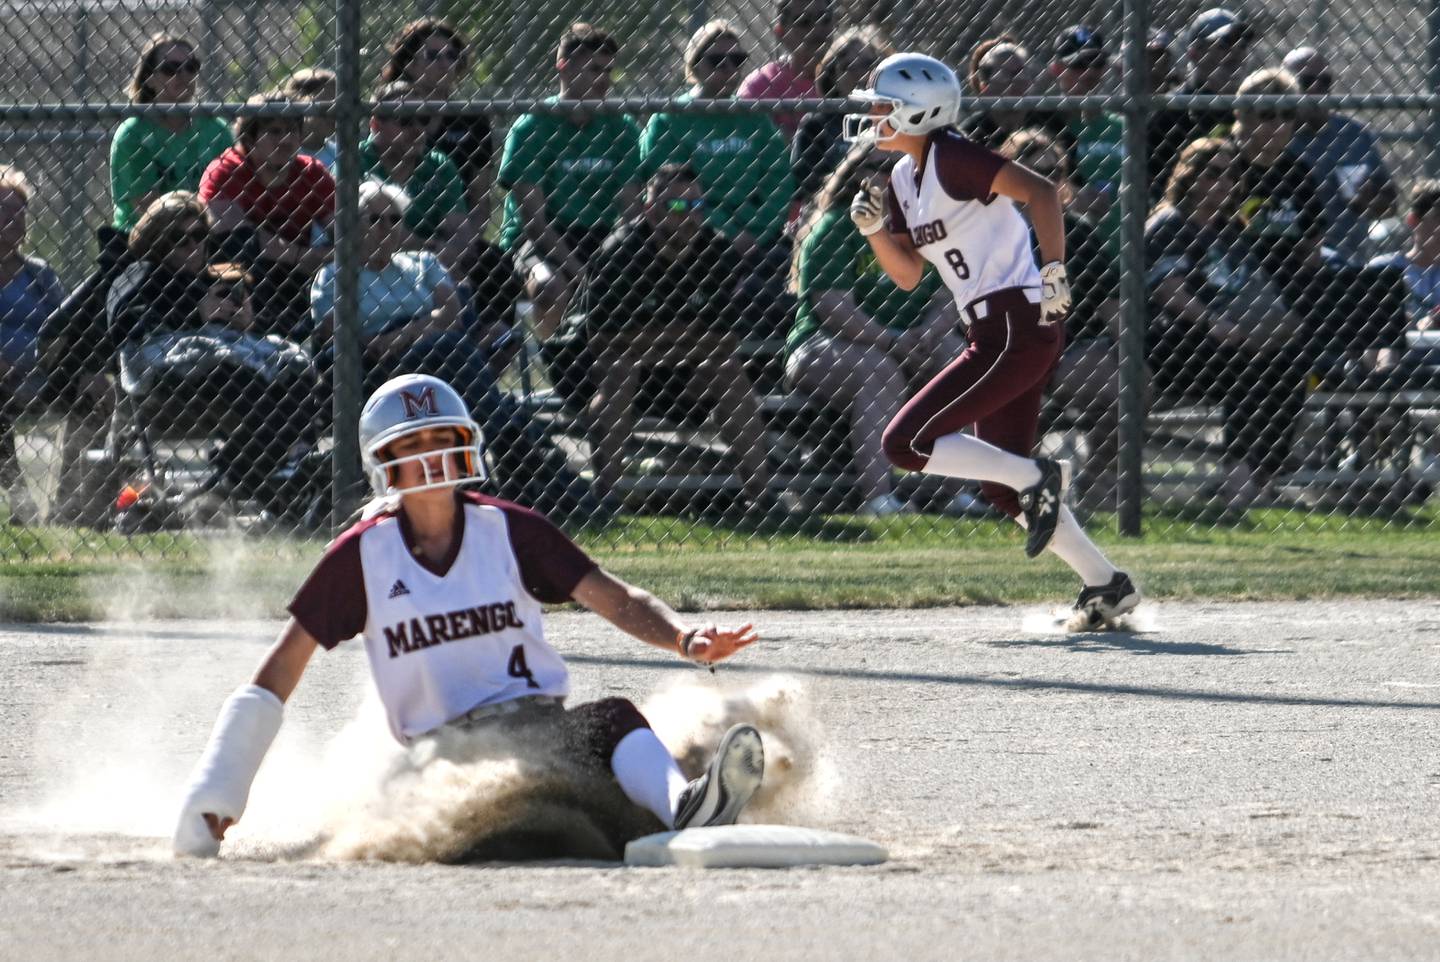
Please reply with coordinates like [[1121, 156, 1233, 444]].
[[388, 579, 410, 599]]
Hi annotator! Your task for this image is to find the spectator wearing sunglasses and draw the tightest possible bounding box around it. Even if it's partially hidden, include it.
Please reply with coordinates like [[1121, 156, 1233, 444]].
[[107, 192, 214, 350], [381, 18, 496, 230], [577, 164, 776, 510], [110, 35, 233, 233], [1282, 46, 1397, 263], [738, 0, 835, 140], [498, 23, 642, 341], [641, 21, 793, 282], [361, 81, 470, 250], [199, 91, 336, 339]]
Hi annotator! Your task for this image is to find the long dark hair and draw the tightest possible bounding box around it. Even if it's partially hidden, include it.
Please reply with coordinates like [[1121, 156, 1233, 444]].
[[789, 140, 895, 292], [379, 17, 470, 85], [128, 34, 196, 104]]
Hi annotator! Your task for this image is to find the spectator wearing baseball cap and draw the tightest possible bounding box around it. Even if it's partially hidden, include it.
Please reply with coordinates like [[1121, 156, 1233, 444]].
[[1147, 7, 1257, 201], [1048, 25, 1122, 251], [1282, 45, 1397, 263], [1146, 29, 1178, 94]]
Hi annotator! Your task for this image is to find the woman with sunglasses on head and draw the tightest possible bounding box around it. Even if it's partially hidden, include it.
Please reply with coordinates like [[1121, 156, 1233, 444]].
[[310, 181, 466, 393], [641, 20, 794, 274], [381, 18, 495, 228], [845, 53, 1140, 628], [110, 35, 233, 234], [958, 37, 1067, 153], [791, 27, 894, 210]]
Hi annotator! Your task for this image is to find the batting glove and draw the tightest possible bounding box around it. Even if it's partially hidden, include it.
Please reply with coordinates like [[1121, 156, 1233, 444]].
[[849, 183, 887, 236], [1039, 261, 1072, 325]]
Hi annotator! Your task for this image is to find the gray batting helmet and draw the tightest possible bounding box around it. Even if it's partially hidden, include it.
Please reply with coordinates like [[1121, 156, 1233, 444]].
[[358, 373, 486, 498], [843, 53, 962, 144]]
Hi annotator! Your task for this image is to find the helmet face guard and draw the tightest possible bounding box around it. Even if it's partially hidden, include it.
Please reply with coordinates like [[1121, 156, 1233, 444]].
[[842, 93, 905, 145], [366, 423, 487, 499]]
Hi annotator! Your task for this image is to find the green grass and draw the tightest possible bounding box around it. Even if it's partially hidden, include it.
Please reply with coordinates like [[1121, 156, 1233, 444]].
[[1, 506, 1437, 621]]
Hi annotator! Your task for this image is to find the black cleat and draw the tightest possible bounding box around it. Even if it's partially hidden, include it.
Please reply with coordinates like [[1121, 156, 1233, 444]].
[[1018, 458, 1071, 558], [673, 724, 764, 830], [1072, 571, 1142, 629]]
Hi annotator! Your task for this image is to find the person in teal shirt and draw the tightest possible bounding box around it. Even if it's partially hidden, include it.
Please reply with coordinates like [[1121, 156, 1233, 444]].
[[498, 23, 642, 339], [787, 143, 963, 517], [109, 35, 232, 231], [641, 20, 795, 259]]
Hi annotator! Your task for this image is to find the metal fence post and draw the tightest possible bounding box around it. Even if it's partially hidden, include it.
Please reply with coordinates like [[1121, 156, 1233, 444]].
[[330, 0, 365, 529], [1116, 0, 1150, 537]]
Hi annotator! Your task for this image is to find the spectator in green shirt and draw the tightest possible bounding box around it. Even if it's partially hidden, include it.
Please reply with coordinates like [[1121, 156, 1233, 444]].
[[361, 80, 471, 257], [786, 143, 963, 517], [109, 34, 233, 232], [498, 22, 642, 339], [642, 20, 794, 264]]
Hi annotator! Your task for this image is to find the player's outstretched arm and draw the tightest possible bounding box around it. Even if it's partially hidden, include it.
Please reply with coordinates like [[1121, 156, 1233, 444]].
[[172, 619, 318, 858], [570, 568, 758, 666]]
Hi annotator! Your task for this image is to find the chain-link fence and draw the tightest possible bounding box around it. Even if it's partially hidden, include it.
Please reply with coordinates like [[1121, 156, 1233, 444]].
[[0, 0, 1437, 560]]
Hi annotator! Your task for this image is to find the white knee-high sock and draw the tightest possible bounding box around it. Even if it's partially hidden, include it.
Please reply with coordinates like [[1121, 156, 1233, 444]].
[[924, 431, 1042, 490], [611, 728, 689, 828], [1047, 506, 1118, 586]]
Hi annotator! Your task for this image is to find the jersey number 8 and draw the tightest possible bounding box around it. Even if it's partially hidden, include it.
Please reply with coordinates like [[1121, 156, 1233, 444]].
[[944, 248, 970, 280]]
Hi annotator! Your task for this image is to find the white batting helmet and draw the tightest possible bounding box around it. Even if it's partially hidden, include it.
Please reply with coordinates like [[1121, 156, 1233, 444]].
[[358, 373, 486, 498], [843, 53, 962, 144]]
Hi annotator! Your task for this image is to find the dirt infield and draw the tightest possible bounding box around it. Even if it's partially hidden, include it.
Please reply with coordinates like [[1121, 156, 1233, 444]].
[[3, 601, 1440, 961]]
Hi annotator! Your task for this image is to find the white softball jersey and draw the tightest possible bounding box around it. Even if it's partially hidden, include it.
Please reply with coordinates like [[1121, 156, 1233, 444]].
[[289, 491, 597, 743], [884, 128, 1041, 309]]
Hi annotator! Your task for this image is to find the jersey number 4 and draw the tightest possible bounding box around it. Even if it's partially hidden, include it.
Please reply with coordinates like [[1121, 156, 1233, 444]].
[[507, 644, 540, 689], [944, 248, 971, 280]]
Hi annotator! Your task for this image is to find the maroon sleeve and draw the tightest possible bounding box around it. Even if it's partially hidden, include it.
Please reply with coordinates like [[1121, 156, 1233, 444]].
[[933, 131, 1006, 202], [287, 524, 371, 649], [490, 498, 598, 603], [884, 181, 906, 233]]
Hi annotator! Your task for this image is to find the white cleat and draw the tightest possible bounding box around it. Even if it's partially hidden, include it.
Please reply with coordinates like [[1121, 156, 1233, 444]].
[[673, 724, 764, 830]]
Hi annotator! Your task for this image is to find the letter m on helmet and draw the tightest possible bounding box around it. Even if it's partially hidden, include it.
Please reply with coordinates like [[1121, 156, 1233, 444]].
[[399, 387, 439, 419]]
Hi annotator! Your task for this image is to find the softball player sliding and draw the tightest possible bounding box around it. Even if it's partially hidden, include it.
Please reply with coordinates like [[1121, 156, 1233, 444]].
[[174, 374, 764, 857], [845, 53, 1140, 626]]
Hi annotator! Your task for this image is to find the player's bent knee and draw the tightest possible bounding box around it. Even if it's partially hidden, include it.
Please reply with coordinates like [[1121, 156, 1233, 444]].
[[572, 697, 651, 763], [979, 481, 1022, 519], [881, 423, 928, 472]]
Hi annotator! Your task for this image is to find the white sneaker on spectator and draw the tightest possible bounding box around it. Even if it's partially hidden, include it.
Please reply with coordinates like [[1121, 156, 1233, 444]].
[[858, 493, 913, 517]]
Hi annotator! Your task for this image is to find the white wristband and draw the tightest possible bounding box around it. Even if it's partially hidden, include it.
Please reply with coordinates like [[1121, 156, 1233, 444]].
[[173, 684, 283, 858]]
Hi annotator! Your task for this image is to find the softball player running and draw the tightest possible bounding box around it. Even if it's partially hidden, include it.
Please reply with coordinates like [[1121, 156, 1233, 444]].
[[174, 373, 764, 857], [844, 53, 1139, 626]]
